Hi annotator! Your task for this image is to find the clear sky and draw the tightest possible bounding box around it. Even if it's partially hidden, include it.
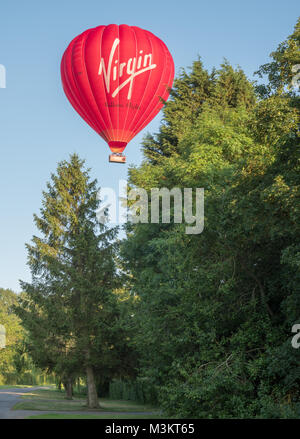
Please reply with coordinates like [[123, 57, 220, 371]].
[[0, 0, 299, 292]]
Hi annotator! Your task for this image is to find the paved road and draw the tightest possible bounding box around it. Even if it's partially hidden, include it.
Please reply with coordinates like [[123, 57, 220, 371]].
[[0, 387, 46, 419], [0, 386, 155, 419]]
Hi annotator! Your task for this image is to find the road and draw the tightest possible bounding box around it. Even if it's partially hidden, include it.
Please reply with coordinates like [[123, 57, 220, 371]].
[[0, 387, 46, 419], [0, 386, 155, 419]]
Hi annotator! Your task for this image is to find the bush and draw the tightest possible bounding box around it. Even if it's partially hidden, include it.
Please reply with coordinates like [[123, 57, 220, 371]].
[[109, 378, 158, 405]]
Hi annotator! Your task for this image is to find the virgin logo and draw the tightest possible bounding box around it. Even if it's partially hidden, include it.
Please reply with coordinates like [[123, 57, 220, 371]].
[[98, 38, 157, 100]]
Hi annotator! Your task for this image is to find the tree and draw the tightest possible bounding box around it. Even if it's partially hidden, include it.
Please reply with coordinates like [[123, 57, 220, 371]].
[[0, 289, 23, 383], [0, 288, 44, 386], [255, 17, 300, 97], [15, 154, 121, 408], [120, 18, 300, 418]]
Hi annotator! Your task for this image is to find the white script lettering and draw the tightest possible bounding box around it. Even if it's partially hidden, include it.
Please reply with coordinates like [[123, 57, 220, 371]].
[[98, 38, 157, 99]]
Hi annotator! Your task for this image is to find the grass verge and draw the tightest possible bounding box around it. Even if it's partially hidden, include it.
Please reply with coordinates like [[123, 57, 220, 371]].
[[27, 413, 162, 419], [13, 387, 159, 415], [0, 385, 35, 389]]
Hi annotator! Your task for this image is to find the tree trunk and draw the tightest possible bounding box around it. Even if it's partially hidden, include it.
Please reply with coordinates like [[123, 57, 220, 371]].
[[86, 365, 99, 408], [63, 377, 73, 400]]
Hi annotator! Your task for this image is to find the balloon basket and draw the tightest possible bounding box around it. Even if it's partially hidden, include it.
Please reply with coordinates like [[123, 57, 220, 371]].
[[109, 153, 126, 164]]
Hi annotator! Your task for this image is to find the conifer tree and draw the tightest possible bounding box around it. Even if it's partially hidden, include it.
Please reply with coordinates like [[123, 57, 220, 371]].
[[16, 154, 119, 408]]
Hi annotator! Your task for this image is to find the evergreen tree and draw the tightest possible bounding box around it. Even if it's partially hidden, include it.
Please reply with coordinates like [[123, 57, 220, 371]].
[[0, 289, 23, 383], [15, 154, 120, 408]]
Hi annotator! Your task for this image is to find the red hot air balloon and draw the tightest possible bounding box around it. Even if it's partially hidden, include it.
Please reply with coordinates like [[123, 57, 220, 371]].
[[61, 24, 175, 163]]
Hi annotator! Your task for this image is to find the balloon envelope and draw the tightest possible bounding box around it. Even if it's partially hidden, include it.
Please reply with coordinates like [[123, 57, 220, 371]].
[[61, 24, 175, 155]]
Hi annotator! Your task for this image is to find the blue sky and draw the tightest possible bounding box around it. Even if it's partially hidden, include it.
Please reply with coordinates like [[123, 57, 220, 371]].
[[0, 0, 299, 292]]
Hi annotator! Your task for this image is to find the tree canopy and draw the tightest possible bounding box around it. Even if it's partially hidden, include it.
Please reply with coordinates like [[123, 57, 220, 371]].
[[120, 18, 300, 418]]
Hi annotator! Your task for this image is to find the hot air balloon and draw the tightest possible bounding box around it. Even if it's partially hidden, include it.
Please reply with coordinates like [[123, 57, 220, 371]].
[[61, 24, 175, 163]]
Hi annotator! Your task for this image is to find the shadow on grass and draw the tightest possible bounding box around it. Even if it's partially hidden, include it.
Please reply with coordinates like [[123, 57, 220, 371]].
[[13, 387, 160, 415]]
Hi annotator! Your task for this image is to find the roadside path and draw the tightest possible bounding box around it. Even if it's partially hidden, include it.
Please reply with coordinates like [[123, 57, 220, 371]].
[[0, 387, 44, 419], [0, 386, 155, 419]]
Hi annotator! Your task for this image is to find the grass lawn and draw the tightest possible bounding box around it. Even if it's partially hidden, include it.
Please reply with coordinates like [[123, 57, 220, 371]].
[[27, 413, 162, 419], [12, 387, 160, 416]]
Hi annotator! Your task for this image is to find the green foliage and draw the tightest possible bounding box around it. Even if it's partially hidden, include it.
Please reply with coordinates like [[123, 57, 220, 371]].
[[255, 17, 300, 95], [120, 18, 300, 418], [0, 289, 23, 380], [109, 379, 158, 405], [141, 58, 256, 165], [0, 288, 55, 385], [14, 155, 133, 405]]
